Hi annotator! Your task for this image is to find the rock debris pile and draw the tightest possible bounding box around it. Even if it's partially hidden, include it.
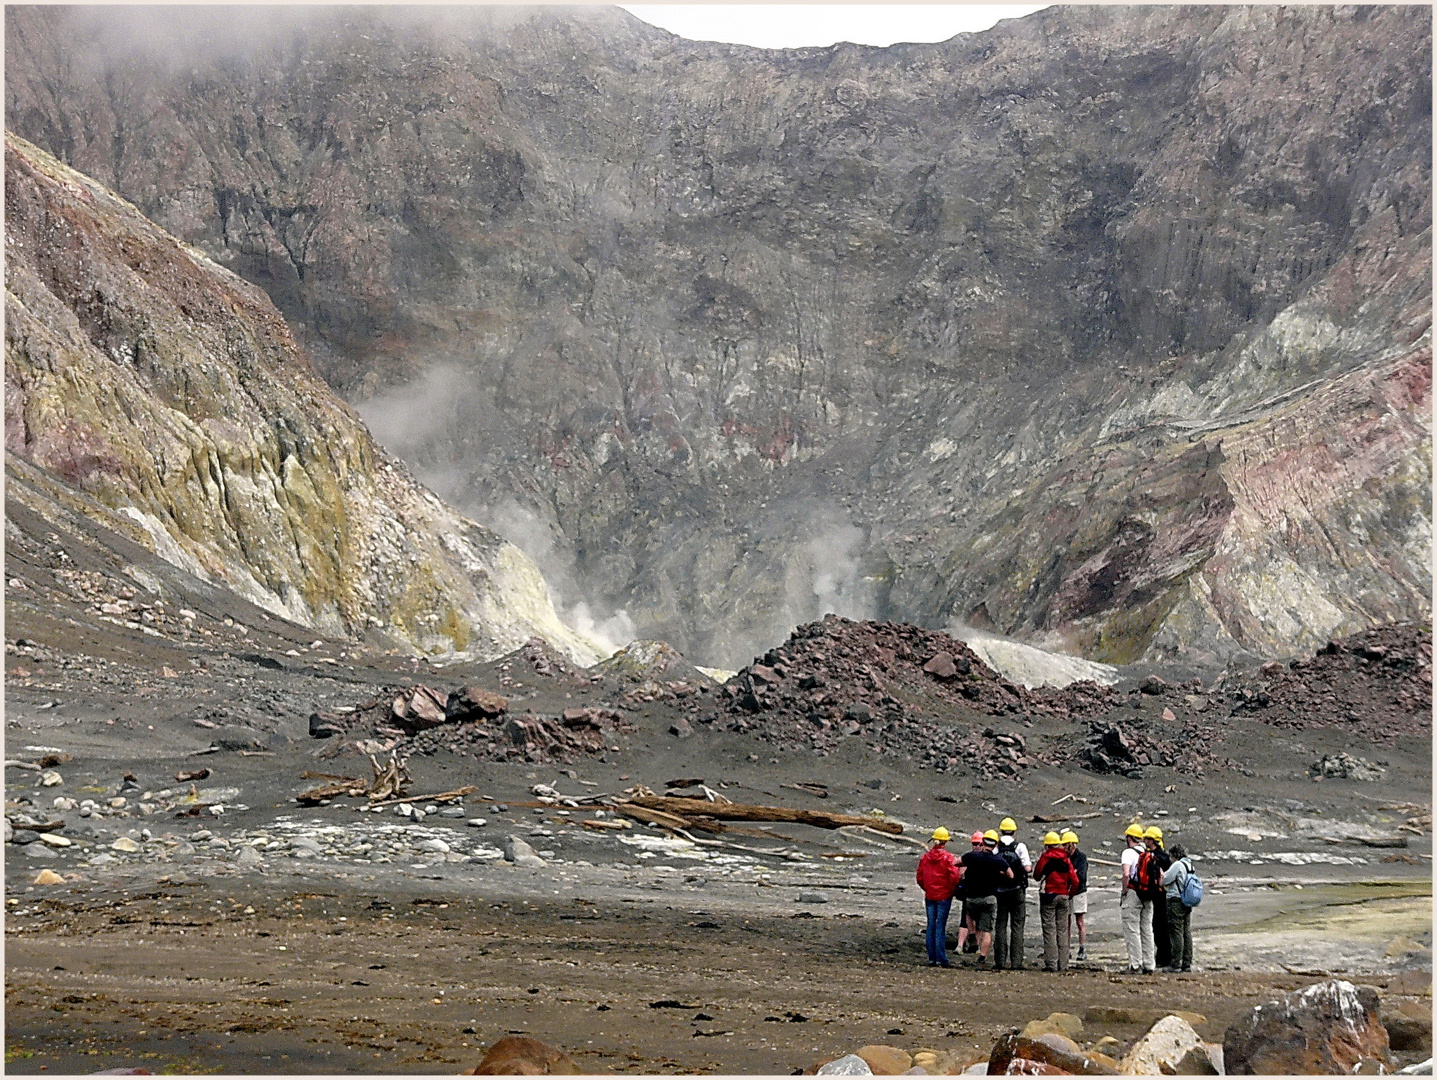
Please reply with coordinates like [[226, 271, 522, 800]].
[[1076, 723, 1174, 779], [1310, 753, 1387, 782], [711, 617, 1122, 780], [307, 641, 635, 765], [1069, 681, 1240, 780], [798, 981, 1418, 1075], [310, 687, 632, 765], [1224, 625, 1431, 743]]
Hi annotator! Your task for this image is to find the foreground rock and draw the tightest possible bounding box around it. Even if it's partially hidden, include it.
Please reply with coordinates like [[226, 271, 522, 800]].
[[987, 1032, 1118, 1075], [1383, 1000, 1434, 1056], [816, 1055, 875, 1076], [463, 1035, 578, 1075], [1115, 1016, 1216, 1075], [1223, 980, 1391, 1075], [854, 1046, 913, 1075]]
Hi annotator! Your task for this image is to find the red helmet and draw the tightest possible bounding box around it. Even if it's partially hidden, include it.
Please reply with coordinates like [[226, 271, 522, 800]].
[[970, 831, 984, 843]]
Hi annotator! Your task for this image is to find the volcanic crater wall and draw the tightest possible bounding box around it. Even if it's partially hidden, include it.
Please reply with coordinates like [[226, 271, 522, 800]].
[[5, 5, 1431, 667], [3, 133, 605, 665]]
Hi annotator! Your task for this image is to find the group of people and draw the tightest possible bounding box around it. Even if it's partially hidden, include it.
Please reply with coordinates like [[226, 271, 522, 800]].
[[917, 819, 1197, 973], [915, 818, 1088, 972], [1120, 823, 1197, 973]]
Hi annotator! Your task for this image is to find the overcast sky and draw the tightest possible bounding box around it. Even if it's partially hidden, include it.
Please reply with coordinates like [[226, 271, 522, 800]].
[[621, 5, 1049, 49]]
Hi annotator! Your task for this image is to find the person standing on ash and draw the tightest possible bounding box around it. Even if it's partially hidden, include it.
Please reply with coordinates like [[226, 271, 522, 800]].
[[916, 827, 961, 967]]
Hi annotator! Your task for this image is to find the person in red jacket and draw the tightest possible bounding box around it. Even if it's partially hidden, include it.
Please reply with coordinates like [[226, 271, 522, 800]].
[[916, 827, 961, 967], [1032, 831, 1079, 972]]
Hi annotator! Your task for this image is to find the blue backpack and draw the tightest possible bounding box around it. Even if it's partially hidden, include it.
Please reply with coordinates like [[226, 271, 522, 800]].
[[1179, 860, 1203, 908]]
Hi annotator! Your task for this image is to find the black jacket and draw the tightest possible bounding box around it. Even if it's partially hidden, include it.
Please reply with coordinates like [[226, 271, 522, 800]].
[[1069, 848, 1088, 894]]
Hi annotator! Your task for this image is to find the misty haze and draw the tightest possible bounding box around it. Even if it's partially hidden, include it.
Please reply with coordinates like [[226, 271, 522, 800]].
[[3, 5, 1431, 1076]]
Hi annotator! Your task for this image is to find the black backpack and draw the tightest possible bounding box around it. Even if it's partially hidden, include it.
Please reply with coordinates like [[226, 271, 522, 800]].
[[998, 846, 1028, 891]]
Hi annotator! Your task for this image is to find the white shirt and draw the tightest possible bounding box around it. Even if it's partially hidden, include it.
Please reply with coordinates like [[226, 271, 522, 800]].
[[1121, 845, 1140, 884], [1000, 836, 1032, 872]]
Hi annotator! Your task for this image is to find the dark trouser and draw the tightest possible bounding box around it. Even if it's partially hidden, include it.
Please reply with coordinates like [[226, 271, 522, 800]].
[[1153, 890, 1171, 967], [1166, 896, 1193, 970], [994, 889, 1026, 970], [925, 898, 952, 965], [1039, 893, 1070, 971]]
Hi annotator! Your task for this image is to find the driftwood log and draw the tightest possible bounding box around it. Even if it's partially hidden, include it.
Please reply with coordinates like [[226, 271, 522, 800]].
[[366, 785, 477, 809], [614, 804, 696, 830], [626, 795, 903, 834], [10, 819, 66, 832]]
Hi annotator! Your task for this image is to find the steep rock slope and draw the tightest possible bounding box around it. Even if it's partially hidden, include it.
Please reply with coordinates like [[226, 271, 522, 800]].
[[6, 6, 1430, 666], [3, 134, 604, 664]]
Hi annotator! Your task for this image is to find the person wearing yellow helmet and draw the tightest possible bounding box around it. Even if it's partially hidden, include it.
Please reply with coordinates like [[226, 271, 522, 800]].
[[1120, 823, 1150, 973], [1061, 829, 1089, 962], [1032, 831, 1078, 972], [998, 816, 1033, 873], [956, 830, 1013, 968], [1143, 826, 1174, 970], [1124, 824, 1168, 973], [916, 827, 961, 967], [993, 820, 1030, 972]]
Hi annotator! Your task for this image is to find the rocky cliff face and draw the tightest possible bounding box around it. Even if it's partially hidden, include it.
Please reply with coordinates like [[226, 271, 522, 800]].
[[6, 6, 1431, 668], [4, 133, 604, 664]]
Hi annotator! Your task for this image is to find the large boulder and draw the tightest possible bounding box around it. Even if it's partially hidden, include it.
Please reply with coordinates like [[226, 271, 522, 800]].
[[1023, 1015, 1085, 1041], [1117, 1015, 1205, 1075], [464, 1035, 578, 1075], [1224, 980, 1391, 1075], [817, 1055, 876, 1076], [856, 1047, 914, 1076], [987, 1032, 1118, 1076], [1383, 1000, 1434, 1055], [448, 686, 509, 722], [392, 685, 449, 733], [913, 1050, 987, 1076]]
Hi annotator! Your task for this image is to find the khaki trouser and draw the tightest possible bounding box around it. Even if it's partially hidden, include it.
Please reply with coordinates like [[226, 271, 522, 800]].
[[1039, 893, 1070, 971], [994, 889, 1026, 970], [1166, 896, 1194, 970], [1120, 890, 1156, 971], [1140, 896, 1157, 970]]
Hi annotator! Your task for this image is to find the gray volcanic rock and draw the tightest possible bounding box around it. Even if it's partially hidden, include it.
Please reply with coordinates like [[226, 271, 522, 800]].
[[5, 6, 1430, 667]]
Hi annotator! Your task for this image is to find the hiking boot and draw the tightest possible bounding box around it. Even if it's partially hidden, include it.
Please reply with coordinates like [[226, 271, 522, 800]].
[[1076, 947, 1087, 961]]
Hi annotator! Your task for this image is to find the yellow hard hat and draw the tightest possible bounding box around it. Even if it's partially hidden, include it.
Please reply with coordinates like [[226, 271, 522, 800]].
[[931, 827, 951, 842], [999, 817, 1018, 832], [1124, 823, 1145, 838], [1060, 830, 1079, 844], [1144, 826, 1163, 841], [983, 829, 1000, 843], [1043, 831, 1062, 846]]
